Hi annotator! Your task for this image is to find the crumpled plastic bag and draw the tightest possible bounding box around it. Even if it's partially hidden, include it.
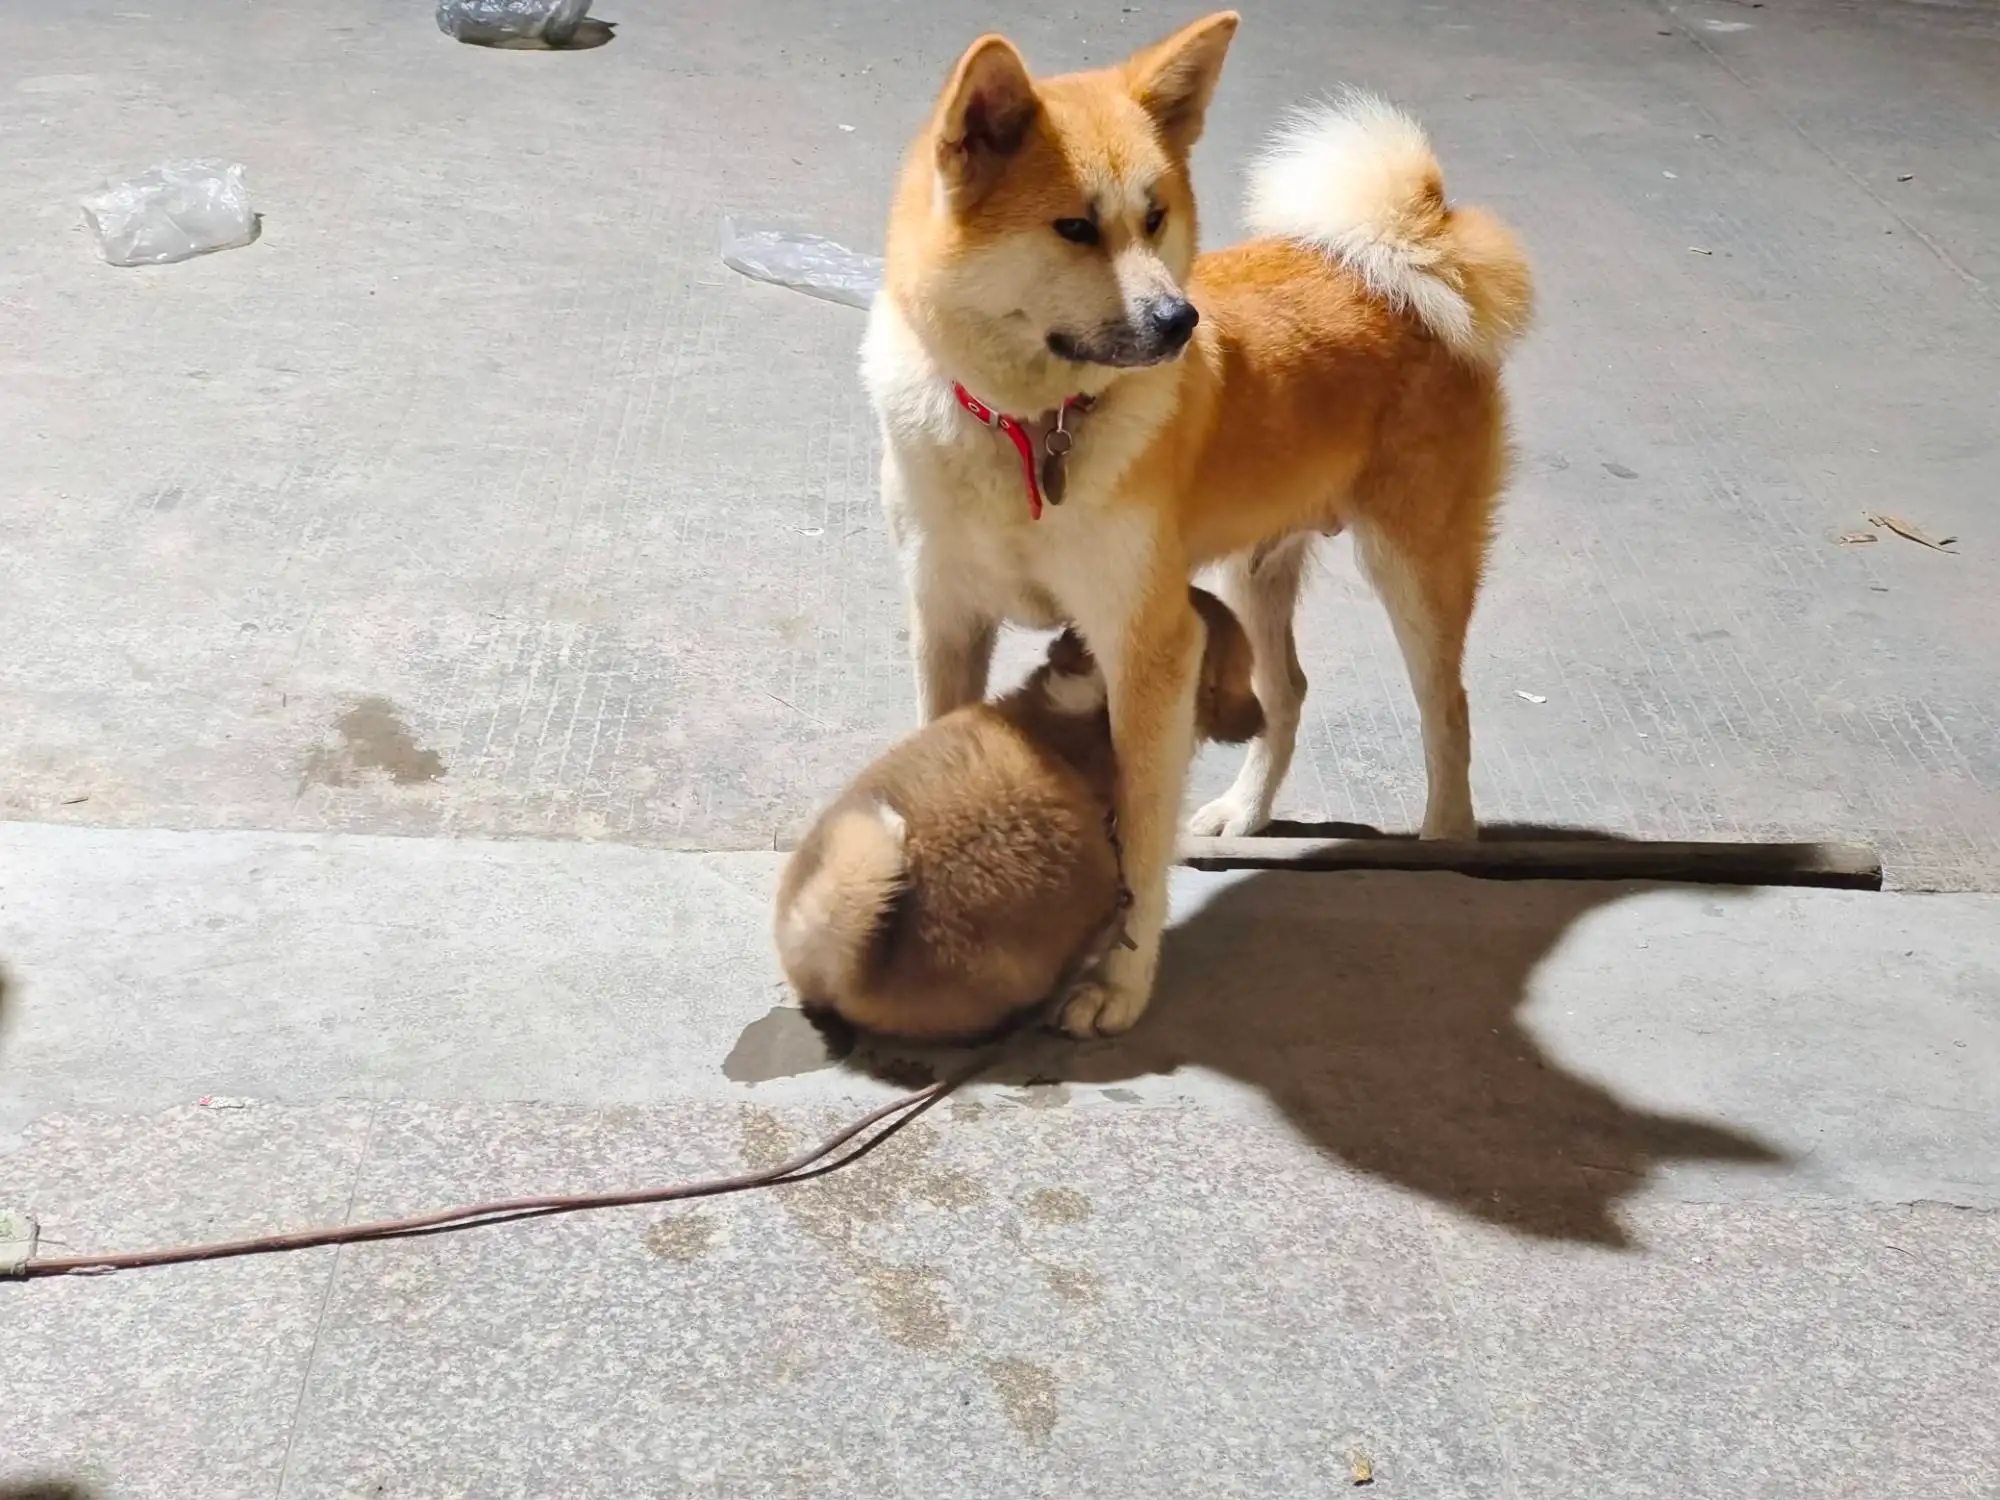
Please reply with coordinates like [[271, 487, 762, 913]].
[[80, 160, 256, 267], [721, 220, 882, 310], [437, 0, 592, 46]]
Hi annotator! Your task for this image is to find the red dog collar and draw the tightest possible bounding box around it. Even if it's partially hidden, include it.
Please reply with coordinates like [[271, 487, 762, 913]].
[[951, 382, 1092, 520]]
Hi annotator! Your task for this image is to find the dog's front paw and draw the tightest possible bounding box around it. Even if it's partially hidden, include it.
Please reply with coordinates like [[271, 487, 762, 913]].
[[1188, 791, 1271, 838], [1052, 976, 1148, 1039], [1419, 809, 1477, 841]]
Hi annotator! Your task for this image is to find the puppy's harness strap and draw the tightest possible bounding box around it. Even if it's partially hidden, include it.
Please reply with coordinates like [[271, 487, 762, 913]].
[[951, 382, 1090, 521]]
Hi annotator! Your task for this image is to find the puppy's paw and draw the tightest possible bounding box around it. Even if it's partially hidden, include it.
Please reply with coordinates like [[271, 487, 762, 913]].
[[1188, 791, 1271, 838], [1052, 976, 1148, 1039]]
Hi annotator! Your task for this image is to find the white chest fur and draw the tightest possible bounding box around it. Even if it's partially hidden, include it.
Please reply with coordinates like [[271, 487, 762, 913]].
[[862, 300, 1165, 631]]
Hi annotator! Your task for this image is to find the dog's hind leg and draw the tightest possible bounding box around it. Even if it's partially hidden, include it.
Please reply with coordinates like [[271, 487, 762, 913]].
[[1353, 511, 1485, 841], [1189, 532, 1313, 836]]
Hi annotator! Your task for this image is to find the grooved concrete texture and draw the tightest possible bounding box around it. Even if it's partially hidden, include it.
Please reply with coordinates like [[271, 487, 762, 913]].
[[2, 0, 1997, 886]]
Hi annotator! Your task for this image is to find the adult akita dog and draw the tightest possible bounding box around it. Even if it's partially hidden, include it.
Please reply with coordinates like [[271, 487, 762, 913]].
[[861, 12, 1533, 1036]]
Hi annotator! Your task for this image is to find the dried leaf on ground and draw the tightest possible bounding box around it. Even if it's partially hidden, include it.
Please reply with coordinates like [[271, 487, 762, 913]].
[[1865, 512, 1958, 552]]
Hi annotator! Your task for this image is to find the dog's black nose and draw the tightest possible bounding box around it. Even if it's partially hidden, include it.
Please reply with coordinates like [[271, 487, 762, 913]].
[[1145, 295, 1200, 351]]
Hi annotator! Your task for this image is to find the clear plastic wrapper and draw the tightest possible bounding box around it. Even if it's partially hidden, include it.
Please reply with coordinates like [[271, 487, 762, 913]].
[[80, 160, 255, 267], [721, 220, 883, 310], [437, 0, 591, 46]]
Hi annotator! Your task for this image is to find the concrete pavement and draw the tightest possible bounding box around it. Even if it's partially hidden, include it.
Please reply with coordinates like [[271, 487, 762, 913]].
[[3, 822, 1998, 1497], [4, 0, 1999, 1492]]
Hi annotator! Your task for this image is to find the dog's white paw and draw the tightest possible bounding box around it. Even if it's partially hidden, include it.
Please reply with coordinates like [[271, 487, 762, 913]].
[[1052, 976, 1148, 1039], [1188, 792, 1271, 838]]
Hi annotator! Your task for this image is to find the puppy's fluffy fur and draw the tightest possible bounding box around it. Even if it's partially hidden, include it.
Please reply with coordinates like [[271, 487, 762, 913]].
[[776, 589, 1260, 1043]]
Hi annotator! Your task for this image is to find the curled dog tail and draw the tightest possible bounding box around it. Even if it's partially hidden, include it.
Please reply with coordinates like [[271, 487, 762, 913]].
[[774, 800, 909, 999], [1245, 91, 1533, 366]]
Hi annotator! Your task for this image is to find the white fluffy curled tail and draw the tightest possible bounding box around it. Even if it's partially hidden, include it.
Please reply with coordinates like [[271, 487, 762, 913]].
[[775, 801, 908, 998], [1246, 91, 1533, 366]]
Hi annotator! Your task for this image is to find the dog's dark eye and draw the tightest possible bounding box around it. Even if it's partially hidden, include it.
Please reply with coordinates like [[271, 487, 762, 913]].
[[1053, 217, 1100, 246], [1145, 204, 1167, 237]]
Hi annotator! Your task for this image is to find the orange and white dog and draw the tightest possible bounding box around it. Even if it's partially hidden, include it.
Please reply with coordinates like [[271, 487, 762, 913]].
[[861, 12, 1532, 1037]]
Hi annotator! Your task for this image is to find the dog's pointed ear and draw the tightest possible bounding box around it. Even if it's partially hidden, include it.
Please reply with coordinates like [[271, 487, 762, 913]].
[[933, 35, 1039, 208], [1123, 11, 1238, 153]]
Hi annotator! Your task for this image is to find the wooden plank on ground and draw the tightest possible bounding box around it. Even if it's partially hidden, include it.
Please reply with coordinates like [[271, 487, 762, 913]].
[[1180, 836, 1882, 890]]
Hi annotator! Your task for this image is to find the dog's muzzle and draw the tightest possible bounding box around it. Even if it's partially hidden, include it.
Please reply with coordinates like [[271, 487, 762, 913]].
[[1048, 295, 1200, 368]]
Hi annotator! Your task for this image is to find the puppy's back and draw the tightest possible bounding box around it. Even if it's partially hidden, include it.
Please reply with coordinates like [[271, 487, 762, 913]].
[[776, 589, 1257, 1044], [779, 703, 1122, 1042]]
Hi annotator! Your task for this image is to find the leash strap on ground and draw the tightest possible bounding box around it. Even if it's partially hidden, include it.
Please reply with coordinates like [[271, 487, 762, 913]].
[[8, 1053, 998, 1280]]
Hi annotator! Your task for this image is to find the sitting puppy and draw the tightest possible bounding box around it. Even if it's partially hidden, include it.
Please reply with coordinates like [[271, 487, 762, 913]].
[[776, 589, 1263, 1044]]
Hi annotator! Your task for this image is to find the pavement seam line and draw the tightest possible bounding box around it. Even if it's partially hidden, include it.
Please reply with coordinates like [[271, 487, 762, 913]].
[[1419, 1207, 1524, 1500], [273, 1100, 379, 1500]]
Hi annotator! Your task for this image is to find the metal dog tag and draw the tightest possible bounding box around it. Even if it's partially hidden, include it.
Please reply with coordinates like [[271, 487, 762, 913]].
[[1041, 425, 1073, 506]]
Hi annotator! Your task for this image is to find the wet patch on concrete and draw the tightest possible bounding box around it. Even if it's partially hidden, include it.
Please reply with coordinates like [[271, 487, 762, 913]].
[[1004, 1083, 1072, 1111], [985, 1357, 1060, 1445], [914, 1168, 987, 1210], [299, 696, 445, 788], [741, 1107, 967, 1353], [1025, 1187, 1093, 1225], [1039, 1263, 1103, 1304], [643, 1213, 718, 1263], [740, 1109, 936, 1247], [857, 1262, 954, 1351]]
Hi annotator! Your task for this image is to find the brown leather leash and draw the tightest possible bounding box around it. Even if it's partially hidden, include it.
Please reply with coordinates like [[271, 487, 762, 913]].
[[7, 1049, 1003, 1281]]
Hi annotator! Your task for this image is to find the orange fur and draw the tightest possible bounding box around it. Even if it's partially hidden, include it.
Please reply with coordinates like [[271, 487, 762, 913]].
[[861, 14, 1532, 1035]]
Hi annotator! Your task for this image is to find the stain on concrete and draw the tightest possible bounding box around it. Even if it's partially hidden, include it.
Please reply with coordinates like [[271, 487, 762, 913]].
[[914, 1168, 987, 1210], [1039, 1263, 1103, 1304], [1025, 1187, 1093, 1225], [740, 1108, 962, 1351], [643, 1213, 717, 1263], [985, 1357, 1060, 1445], [1100, 1087, 1142, 1104], [740, 1109, 802, 1183], [300, 696, 445, 788], [1005, 1084, 1071, 1110], [951, 1099, 988, 1124], [1603, 460, 1639, 480], [723, 1006, 846, 1083], [741, 1109, 935, 1245], [858, 1262, 954, 1351]]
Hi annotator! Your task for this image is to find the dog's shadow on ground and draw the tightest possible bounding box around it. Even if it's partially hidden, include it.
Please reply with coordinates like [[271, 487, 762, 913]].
[[820, 824, 1787, 1248]]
